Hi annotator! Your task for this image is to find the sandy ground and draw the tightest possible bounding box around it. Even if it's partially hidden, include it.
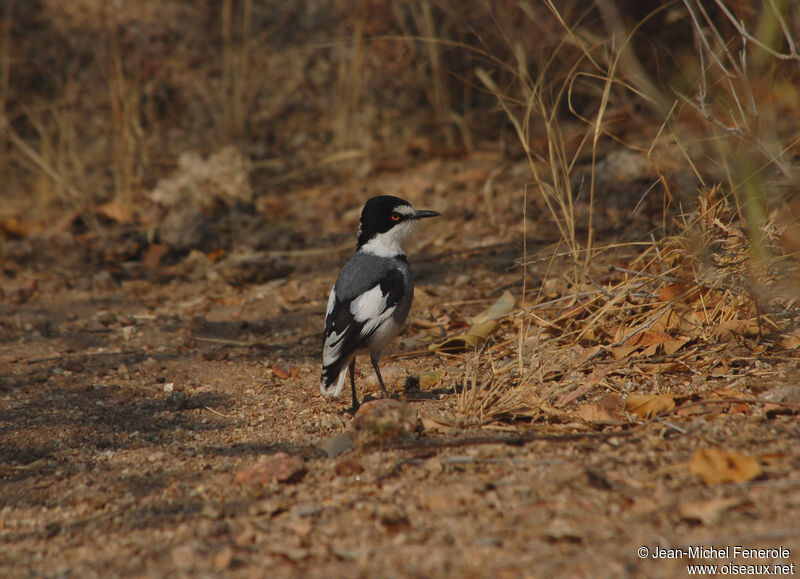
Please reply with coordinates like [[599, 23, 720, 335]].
[[2, 155, 799, 578]]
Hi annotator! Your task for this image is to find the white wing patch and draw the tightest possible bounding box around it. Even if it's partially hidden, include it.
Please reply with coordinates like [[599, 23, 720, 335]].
[[350, 285, 387, 322], [350, 284, 397, 342], [325, 286, 336, 316], [322, 287, 346, 367]]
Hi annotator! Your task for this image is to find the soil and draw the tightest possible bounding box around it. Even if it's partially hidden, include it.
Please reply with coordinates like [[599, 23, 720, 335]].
[[2, 154, 799, 578]]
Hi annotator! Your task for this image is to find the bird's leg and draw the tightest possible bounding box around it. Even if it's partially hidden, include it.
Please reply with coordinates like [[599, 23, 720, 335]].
[[348, 359, 359, 413], [370, 352, 389, 399]]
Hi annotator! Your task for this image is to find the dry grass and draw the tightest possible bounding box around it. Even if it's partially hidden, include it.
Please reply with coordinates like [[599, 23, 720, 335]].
[[434, 0, 800, 423], [451, 350, 528, 427]]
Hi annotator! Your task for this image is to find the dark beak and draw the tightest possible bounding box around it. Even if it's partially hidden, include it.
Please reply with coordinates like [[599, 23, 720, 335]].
[[412, 209, 441, 220]]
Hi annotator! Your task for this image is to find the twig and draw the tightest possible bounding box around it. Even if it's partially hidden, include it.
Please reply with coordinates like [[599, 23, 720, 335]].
[[655, 416, 688, 434], [194, 336, 254, 347]]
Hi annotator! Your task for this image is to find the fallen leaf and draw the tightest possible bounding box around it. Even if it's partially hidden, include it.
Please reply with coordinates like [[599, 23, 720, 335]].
[[688, 447, 762, 485], [420, 415, 452, 434], [780, 333, 800, 350], [206, 248, 227, 263], [708, 388, 751, 400], [97, 199, 131, 223], [575, 394, 625, 423], [470, 290, 516, 325], [623, 330, 671, 349], [142, 244, 168, 269], [6, 278, 38, 304], [429, 320, 498, 354], [625, 393, 675, 418], [418, 371, 442, 389], [715, 319, 760, 342], [659, 283, 690, 302], [575, 403, 616, 422], [0, 216, 35, 239], [663, 336, 691, 355], [679, 497, 741, 525]]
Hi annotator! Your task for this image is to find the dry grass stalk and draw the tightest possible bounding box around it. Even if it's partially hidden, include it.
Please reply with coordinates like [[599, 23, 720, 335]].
[[453, 353, 528, 427]]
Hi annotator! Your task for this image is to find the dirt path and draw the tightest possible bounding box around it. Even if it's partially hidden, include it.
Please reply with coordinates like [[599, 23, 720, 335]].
[[2, 157, 799, 578]]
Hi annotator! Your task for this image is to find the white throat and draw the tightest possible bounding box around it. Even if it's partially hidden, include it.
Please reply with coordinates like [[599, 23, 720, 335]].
[[359, 220, 417, 257]]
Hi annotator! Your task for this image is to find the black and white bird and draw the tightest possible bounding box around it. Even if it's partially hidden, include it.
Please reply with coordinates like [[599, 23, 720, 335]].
[[320, 195, 440, 411]]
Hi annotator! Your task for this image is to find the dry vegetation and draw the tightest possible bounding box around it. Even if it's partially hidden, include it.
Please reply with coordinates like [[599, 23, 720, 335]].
[[2, 1, 800, 577]]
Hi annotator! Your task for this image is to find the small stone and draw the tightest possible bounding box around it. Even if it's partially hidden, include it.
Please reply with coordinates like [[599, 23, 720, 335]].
[[351, 399, 420, 449], [476, 536, 503, 547], [334, 459, 364, 477], [235, 452, 306, 486], [235, 524, 257, 546], [543, 518, 583, 542], [213, 546, 235, 571], [117, 364, 130, 380], [171, 543, 197, 571], [759, 384, 800, 403], [96, 310, 116, 326], [317, 432, 353, 458]]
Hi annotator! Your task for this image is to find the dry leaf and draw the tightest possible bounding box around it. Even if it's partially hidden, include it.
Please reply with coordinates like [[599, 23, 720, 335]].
[[715, 319, 760, 342], [97, 199, 131, 223], [430, 320, 498, 354], [575, 403, 611, 422], [659, 283, 689, 302], [142, 244, 168, 269], [779, 332, 800, 350], [679, 497, 741, 525], [609, 345, 639, 360], [0, 216, 35, 239], [206, 248, 227, 263], [420, 415, 453, 434], [625, 393, 675, 418], [470, 290, 516, 325], [688, 447, 762, 485], [708, 388, 751, 400], [663, 336, 691, 355], [418, 371, 442, 389]]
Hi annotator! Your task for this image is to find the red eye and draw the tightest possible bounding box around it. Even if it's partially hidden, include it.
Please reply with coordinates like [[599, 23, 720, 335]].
[[391, 214, 401, 221]]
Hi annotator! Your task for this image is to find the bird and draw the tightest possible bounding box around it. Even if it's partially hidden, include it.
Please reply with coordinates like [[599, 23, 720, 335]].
[[320, 195, 440, 411]]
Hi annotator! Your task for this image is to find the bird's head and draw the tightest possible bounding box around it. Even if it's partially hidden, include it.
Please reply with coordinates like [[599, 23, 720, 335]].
[[356, 195, 440, 257]]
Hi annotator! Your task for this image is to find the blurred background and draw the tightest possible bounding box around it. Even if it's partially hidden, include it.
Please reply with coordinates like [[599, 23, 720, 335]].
[[1, 0, 797, 238]]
